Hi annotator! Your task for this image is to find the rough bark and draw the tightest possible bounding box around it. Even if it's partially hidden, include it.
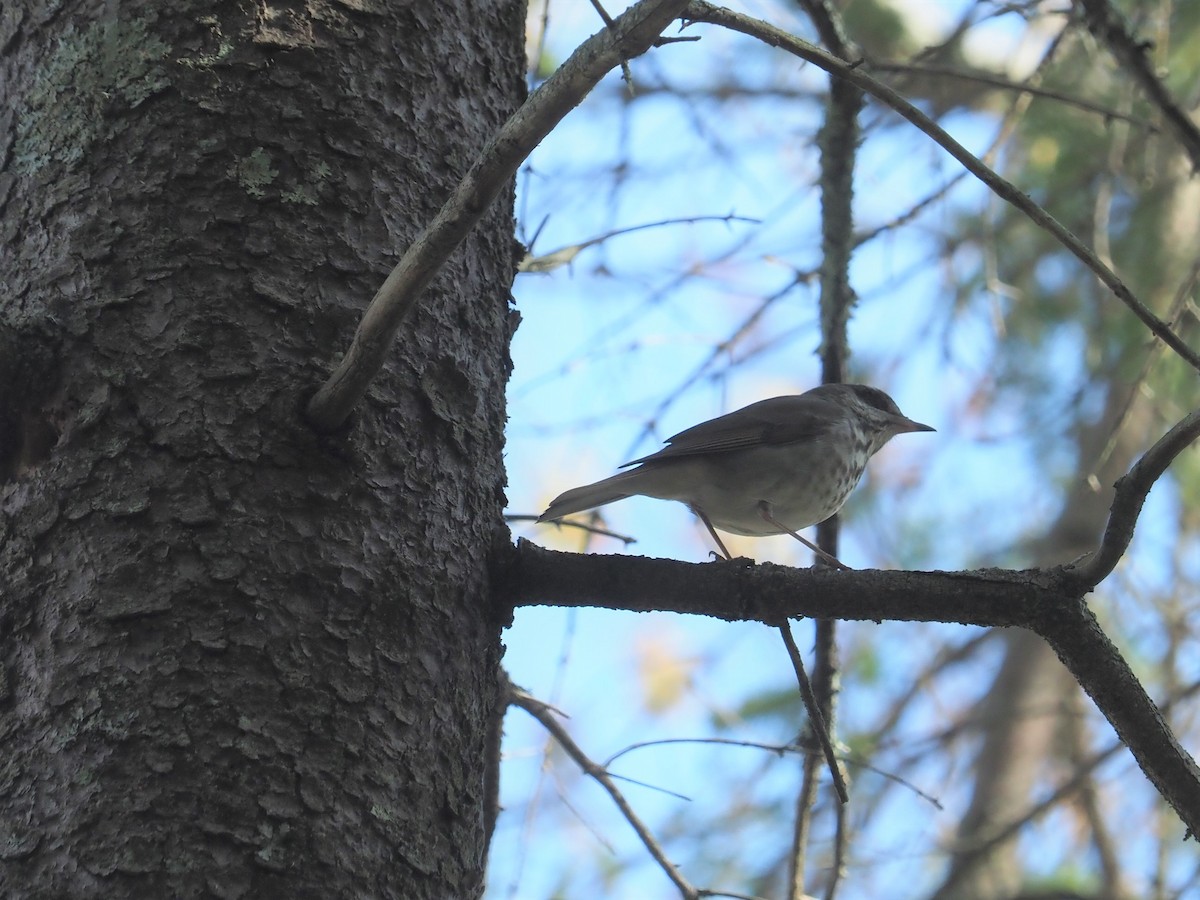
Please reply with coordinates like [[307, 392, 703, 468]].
[[0, 1, 522, 897]]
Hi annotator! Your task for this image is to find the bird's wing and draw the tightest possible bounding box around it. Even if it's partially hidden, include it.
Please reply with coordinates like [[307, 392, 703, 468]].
[[621, 395, 839, 466]]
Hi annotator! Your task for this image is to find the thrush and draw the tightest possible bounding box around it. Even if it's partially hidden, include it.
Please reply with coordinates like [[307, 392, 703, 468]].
[[538, 383, 934, 560]]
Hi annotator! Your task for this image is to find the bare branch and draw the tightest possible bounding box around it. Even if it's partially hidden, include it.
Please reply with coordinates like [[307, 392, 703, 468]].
[[519, 213, 758, 273], [1075, 0, 1200, 171], [496, 540, 1200, 837], [508, 678, 709, 900], [872, 61, 1161, 131], [1067, 406, 1200, 591], [776, 622, 849, 805], [305, 0, 690, 431], [1033, 602, 1200, 837], [506, 513, 637, 546], [588, 0, 636, 89], [680, 2, 1200, 373], [499, 541, 1052, 627], [606, 735, 944, 809]]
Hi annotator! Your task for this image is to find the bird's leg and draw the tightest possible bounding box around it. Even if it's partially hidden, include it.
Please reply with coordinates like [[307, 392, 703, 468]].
[[757, 501, 850, 570], [693, 508, 734, 560]]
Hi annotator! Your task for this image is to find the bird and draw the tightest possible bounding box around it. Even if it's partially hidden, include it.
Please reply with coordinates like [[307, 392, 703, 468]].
[[538, 383, 934, 561]]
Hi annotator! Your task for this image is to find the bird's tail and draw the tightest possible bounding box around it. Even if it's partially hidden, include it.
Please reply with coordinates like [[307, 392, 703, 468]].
[[538, 470, 644, 522]]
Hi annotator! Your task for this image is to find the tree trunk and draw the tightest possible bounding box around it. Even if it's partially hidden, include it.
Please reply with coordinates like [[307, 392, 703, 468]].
[[0, 2, 522, 896]]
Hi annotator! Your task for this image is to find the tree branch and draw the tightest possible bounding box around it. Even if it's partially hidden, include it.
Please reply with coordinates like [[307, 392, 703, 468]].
[[871, 61, 1160, 131], [305, 0, 690, 431], [508, 676, 766, 900], [680, 2, 1200, 374], [1075, 0, 1200, 172], [1066, 406, 1200, 591], [1034, 596, 1200, 840], [776, 622, 849, 805], [499, 541, 1050, 627], [495, 539, 1200, 838]]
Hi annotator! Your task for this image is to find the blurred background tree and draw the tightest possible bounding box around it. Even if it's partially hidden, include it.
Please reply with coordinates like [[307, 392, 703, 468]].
[[496, 1, 1200, 898]]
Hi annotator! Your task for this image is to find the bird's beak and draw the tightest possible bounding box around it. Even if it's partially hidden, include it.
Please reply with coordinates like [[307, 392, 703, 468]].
[[895, 416, 935, 434]]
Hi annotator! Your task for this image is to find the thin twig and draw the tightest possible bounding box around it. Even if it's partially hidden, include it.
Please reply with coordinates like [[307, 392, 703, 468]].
[[872, 60, 1160, 131], [507, 679, 702, 899], [604, 735, 942, 809], [588, 0, 635, 90], [519, 213, 759, 273], [852, 172, 969, 248], [777, 622, 850, 805], [305, 0, 690, 430], [1090, 257, 1200, 480], [616, 269, 817, 463], [680, 1, 1200, 373], [507, 513, 637, 546]]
